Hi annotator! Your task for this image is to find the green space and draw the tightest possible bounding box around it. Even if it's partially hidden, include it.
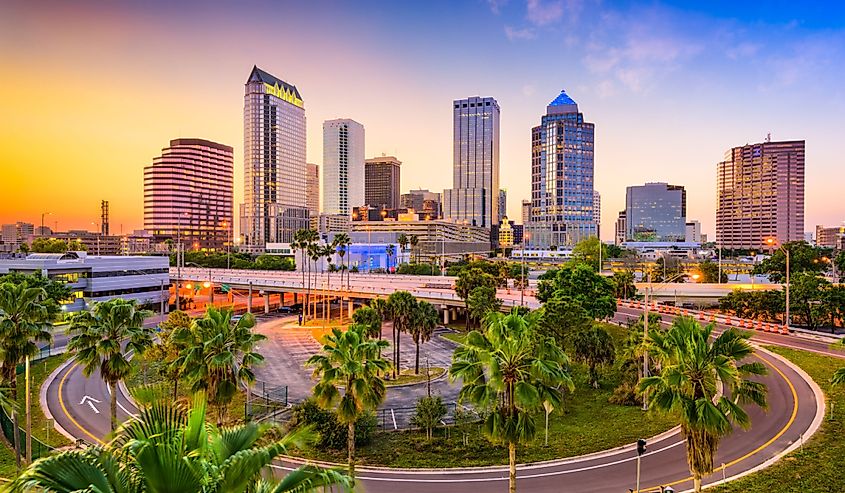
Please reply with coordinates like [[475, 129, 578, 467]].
[[439, 332, 466, 345], [0, 354, 72, 478], [711, 346, 845, 492], [385, 367, 446, 387], [288, 322, 677, 468]]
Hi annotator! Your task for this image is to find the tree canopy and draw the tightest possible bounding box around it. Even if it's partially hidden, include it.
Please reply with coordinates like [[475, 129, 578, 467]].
[[536, 263, 616, 320]]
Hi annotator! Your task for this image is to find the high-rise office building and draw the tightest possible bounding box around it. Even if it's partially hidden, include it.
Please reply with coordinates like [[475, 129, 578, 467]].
[[144, 138, 233, 251], [526, 90, 596, 248], [306, 163, 320, 231], [240, 66, 309, 252], [625, 182, 687, 242], [365, 156, 401, 210], [497, 189, 507, 224], [323, 119, 365, 216], [615, 211, 626, 245], [443, 96, 500, 228], [685, 220, 702, 243], [521, 200, 531, 225], [716, 139, 805, 249], [593, 190, 601, 239]]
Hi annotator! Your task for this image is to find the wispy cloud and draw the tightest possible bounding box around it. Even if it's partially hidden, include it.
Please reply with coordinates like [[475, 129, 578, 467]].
[[526, 0, 564, 26], [486, 0, 509, 15], [505, 25, 536, 41], [726, 41, 761, 60]]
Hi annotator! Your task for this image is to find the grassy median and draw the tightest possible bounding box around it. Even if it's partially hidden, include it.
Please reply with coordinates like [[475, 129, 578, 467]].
[[711, 346, 845, 492]]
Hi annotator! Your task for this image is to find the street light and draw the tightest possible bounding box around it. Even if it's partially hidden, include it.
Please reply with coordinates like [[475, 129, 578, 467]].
[[766, 238, 790, 332], [40, 211, 51, 236]]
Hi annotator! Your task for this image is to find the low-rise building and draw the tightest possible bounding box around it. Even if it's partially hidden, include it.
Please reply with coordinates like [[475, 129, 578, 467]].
[[0, 252, 169, 313], [349, 218, 490, 263], [815, 225, 845, 250]]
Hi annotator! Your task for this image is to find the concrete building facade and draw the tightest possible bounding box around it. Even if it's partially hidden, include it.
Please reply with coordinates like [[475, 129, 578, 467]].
[[323, 119, 365, 216], [306, 163, 320, 231], [365, 156, 401, 210]]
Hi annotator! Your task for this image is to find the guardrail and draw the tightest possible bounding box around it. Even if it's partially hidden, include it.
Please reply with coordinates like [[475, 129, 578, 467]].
[[616, 298, 791, 335]]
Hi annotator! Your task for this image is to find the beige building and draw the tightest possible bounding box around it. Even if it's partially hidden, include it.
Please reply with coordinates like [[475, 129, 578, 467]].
[[816, 225, 845, 250], [716, 139, 805, 249], [306, 163, 320, 230], [350, 218, 490, 262], [498, 217, 514, 248]]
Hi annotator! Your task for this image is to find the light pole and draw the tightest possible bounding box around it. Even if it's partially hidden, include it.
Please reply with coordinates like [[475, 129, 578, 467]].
[[91, 222, 101, 255], [40, 211, 51, 236], [223, 220, 231, 269], [766, 238, 790, 331]]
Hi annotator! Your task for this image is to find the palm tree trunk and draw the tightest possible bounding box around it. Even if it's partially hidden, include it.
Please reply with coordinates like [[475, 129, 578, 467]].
[[9, 370, 20, 469], [347, 420, 356, 477], [508, 441, 517, 493], [109, 380, 117, 432], [415, 340, 420, 375], [694, 475, 702, 492], [392, 324, 397, 379], [173, 379, 178, 400]]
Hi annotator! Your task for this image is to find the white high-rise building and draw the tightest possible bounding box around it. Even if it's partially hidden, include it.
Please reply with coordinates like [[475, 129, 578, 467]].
[[240, 66, 309, 252], [443, 96, 500, 229], [323, 119, 365, 216], [593, 190, 601, 239]]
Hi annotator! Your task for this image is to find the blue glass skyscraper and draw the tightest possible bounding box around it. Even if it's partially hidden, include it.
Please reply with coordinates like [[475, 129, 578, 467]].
[[526, 90, 596, 248]]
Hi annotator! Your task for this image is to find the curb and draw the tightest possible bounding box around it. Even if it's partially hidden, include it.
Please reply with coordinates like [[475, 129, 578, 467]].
[[39, 357, 78, 443]]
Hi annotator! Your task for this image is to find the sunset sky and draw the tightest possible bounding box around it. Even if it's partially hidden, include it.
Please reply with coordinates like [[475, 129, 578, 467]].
[[2, 0, 844, 240]]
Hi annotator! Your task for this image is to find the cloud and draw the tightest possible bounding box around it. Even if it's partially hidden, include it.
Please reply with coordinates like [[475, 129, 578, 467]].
[[726, 42, 761, 60], [526, 0, 564, 26], [522, 84, 536, 96], [486, 0, 508, 15], [505, 25, 536, 41]]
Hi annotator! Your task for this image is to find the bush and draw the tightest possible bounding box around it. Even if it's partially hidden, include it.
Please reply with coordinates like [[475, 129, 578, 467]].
[[396, 263, 437, 276], [411, 395, 447, 439], [289, 399, 376, 449]]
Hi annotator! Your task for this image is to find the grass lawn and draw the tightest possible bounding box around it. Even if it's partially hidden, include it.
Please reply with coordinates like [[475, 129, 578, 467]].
[[440, 332, 466, 345], [288, 321, 677, 468], [710, 346, 845, 492], [385, 367, 446, 387], [0, 354, 73, 479]]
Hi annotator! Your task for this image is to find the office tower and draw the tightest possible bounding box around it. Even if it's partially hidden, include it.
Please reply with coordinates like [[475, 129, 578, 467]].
[[323, 119, 365, 216], [497, 189, 507, 224], [625, 183, 687, 242], [400, 189, 441, 218], [526, 90, 595, 248], [716, 139, 805, 249], [240, 66, 309, 252], [101, 200, 109, 236], [365, 155, 401, 209], [306, 163, 320, 230], [615, 211, 626, 245], [685, 220, 702, 243], [815, 225, 845, 249], [443, 96, 500, 228], [144, 138, 233, 251], [521, 200, 531, 225], [1, 222, 33, 246], [593, 190, 601, 239]]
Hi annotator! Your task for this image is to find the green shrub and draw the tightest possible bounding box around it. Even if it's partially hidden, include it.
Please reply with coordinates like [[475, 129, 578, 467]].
[[411, 395, 447, 439], [290, 399, 376, 449]]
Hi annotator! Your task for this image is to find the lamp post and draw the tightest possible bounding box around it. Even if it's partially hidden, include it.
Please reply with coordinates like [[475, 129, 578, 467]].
[[766, 238, 790, 331], [40, 211, 51, 236]]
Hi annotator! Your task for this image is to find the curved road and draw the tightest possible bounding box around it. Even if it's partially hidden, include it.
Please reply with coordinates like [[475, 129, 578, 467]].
[[44, 305, 837, 491]]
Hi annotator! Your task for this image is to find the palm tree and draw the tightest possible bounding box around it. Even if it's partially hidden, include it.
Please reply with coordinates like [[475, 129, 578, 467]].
[[292, 229, 309, 318], [570, 325, 616, 388], [639, 317, 768, 492], [386, 291, 417, 379], [173, 306, 265, 425], [385, 244, 396, 273], [322, 243, 336, 322], [307, 240, 321, 321], [397, 233, 409, 262], [9, 394, 352, 493], [68, 299, 154, 432], [352, 305, 382, 339], [450, 309, 574, 493], [333, 233, 352, 320], [306, 325, 390, 476], [409, 235, 419, 263], [0, 282, 54, 466], [410, 301, 439, 374]]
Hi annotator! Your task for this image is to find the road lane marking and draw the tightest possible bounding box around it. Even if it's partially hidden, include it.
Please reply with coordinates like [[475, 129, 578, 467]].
[[58, 362, 104, 445], [79, 395, 101, 414]]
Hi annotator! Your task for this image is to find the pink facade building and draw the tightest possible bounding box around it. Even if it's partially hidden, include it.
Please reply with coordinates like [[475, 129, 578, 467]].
[[716, 139, 804, 250], [144, 138, 233, 252]]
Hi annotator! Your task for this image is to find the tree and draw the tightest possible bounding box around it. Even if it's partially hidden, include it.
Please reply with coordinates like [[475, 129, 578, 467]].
[[536, 263, 616, 320], [570, 325, 615, 388], [292, 229, 311, 320], [0, 282, 55, 467], [334, 232, 352, 292], [67, 239, 87, 251], [450, 310, 574, 493], [386, 244, 396, 272], [386, 291, 417, 378], [146, 310, 192, 399], [835, 250, 845, 283], [397, 233, 409, 259], [411, 395, 447, 440], [9, 394, 352, 493], [570, 236, 605, 271], [789, 272, 829, 329], [698, 260, 727, 283], [753, 241, 826, 282], [466, 285, 502, 328], [639, 317, 768, 492], [409, 235, 419, 263], [410, 301, 439, 374], [68, 299, 154, 431], [536, 294, 592, 347], [605, 244, 625, 259], [254, 254, 295, 270], [172, 307, 265, 425], [610, 270, 637, 299], [29, 237, 68, 253], [306, 325, 390, 476], [454, 267, 497, 330], [0, 273, 71, 316], [351, 305, 382, 339]]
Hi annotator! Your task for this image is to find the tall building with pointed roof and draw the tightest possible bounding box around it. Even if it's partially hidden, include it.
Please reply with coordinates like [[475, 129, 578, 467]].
[[240, 66, 309, 251], [526, 90, 596, 248]]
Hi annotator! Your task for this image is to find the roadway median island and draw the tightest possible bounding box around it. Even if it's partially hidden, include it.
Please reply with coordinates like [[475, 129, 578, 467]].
[[710, 346, 844, 492]]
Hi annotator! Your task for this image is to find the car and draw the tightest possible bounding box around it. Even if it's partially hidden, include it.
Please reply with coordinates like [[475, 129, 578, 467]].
[[231, 315, 243, 324], [277, 306, 294, 314]]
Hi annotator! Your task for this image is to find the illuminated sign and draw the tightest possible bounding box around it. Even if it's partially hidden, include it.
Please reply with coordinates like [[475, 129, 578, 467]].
[[264, 82, 304, 108]]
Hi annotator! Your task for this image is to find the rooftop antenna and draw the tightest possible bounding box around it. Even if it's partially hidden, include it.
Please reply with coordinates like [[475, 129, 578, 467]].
[[765, 132, 771, 143]]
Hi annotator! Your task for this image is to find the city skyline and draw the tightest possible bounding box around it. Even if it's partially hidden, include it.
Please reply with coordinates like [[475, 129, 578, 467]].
[[2, 1, 844, 240]]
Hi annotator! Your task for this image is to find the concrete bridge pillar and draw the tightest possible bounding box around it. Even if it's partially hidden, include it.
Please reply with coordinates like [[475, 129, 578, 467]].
[[293, 292, 298, 304], [442, 305, 450, 324], [348, 300, 354, 317], [264, 293, 270, 314], [247, 282, 253, 314]]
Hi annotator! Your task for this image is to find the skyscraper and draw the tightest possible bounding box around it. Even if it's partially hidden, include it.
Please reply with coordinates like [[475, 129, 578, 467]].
[[521, 199, 531, 226], [443, 96, 500, 228], [614, 211, 626, 245], [716, 139, 805, 249], [497, 189, 507, 224], [240, 66, 309, 252], [400, 189, 441, 219], [323, 119, 365, 216], [365, 156, 401, 209], [144, 138, 233, 251], [306, 163, 320, 231], [526, 90, 595, 248], [593, 190, 601, 239], [625, 183, 687, 242]]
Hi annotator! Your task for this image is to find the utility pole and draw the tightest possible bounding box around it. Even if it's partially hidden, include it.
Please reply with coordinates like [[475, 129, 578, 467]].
[[642, 271, 651, 412], [25, 356, 31, 465]]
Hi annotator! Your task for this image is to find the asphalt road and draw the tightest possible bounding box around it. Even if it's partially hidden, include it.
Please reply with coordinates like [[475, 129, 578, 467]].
[[43, 304, 834, 491]]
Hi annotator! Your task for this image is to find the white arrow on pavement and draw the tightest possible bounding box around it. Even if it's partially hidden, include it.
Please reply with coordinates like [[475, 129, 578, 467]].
[[80, 395, 101, 414]]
